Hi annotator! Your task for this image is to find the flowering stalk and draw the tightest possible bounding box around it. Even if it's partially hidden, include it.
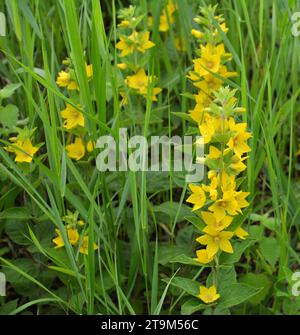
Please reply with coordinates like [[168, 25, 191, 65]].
[[54, 59, 97, 254], [56, 58, 94, 161], [52, 210, 98, 255], [116, 6, 161, 104], [147, 1, 187, 53], [185, 5, 251, 305]]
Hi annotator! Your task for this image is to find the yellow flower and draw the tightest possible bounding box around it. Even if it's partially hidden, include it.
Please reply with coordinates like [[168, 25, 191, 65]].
[[159, 15, 172, 32], [208, 191, 240, 221], [79, 236, 98, 255], [87, 140, 96, 152], [67, 81, 79, 90], [6, 139, 39, 163], [234, 191, 250, 209], [175, 37, 186, 52], [207, 145, 221, 159], [61, 104, 84, 130], [220, 171, 236, 192], [199, 114, 221, 143], [234, 227, 248, 240], [166, 0, 176, 16], [227, 118, 251, 157], [197, 226, 233, 258], [193, 54, 220, 76], [56, 71, 78, 90], [125, 68, 162, 101], [202, 43, 225, 58], [190, 93, 212, 123], [202, 176, 218, 201], [159, 0, 176, 32], [52, 228, 79, 249], [66, 138, 85, 161], [186, 184, 206, 211], [195, 73, 223, 93], [195, 249, 214, 264], [120, 91, 128, 106], [197, 285, 220, 304], [118, 20, 130, 28], [86, 64, 93, 79], [78, 220, 85, 227], [219, 65, 238, 79], [116, 31, 155, 57], [56, 70, 70, 87], [201, 211, 233, 232], [191, 29, 204, 39], [208, 170, 217, 179], [193, 44, 224, 76], [213, 22, 229, 38], [230, 154, 247, 173], [117, 63, 127, 70]]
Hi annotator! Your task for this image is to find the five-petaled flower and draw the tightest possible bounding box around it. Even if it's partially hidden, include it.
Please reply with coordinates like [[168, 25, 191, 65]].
[[66, 138, 85, 161], [116, 31, 155, 57], [197, 285, 220, 304], [196, 226, 234, 258], [61, 104, 84, 130], [125, 68, 162, 101], [5, 138, 39, 163]]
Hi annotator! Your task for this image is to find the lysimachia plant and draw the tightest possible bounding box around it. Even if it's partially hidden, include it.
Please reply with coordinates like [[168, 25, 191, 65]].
[[171, 5, 258, 314]]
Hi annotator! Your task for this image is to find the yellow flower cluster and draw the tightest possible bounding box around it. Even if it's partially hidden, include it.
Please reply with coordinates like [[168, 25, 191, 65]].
[[185, 6, 251, 304], [56, 61, 93, 91], [56, 59, 95, 161], [116, 6, 161, 102], [52, 211, 98, 255]]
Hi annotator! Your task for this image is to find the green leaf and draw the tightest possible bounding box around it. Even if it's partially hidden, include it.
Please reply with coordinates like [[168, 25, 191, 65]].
[[158, 245, 187, 266], [0, 299, 19, 315], [3, 258, 54, 297], [185, 215, 205, 232], [259, 237, 280, 267], [180, 92, 196, 101], [170, 254, 203, 266], [0, 84, 21, 99], [167, 277, 200, 296], [154, 202, 194, 223], [176, 225, 195, 249], [0, 207, 32, 221], [207, 266, 237, 292], [18, 1, 42, 38], [219, 283, 261, 308], [250, 213, 277, 231], [248, 225, 264, 240], [0, 104, 19, 128], [171, 112, 196, 123], [181, 299, 206, 315], [240, 273, 272, 305], [5, 220, 31, 246]]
